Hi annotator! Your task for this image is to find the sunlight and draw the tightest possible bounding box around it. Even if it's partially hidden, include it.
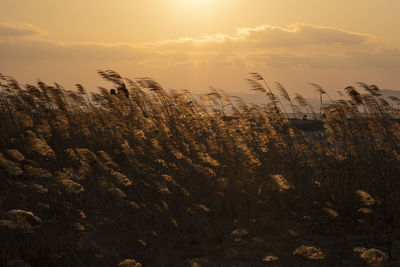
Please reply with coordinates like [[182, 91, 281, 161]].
[[167, 0, 224, 28], [186, 0, 210, 5], [179, 0, 213, 9]]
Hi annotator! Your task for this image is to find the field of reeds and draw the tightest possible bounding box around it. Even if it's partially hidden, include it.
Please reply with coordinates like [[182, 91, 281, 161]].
[[1, 70, 400, 266]]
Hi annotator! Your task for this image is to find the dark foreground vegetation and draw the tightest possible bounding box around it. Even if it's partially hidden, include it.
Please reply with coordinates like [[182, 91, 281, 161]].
[[1, 71, 400, 266]]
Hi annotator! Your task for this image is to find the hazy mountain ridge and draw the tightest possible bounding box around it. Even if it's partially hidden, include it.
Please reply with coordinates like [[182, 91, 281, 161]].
[[229, 89, 400, 108]]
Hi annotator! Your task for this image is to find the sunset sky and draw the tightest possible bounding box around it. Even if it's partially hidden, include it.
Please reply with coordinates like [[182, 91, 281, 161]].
[[1, 0, 400, 97]]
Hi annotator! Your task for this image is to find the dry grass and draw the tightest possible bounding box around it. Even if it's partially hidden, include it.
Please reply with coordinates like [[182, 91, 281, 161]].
[[0, 71, 399, 266]]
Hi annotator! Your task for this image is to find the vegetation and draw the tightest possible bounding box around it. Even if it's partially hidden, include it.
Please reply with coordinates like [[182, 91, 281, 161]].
[[0, 71, 399, 266]]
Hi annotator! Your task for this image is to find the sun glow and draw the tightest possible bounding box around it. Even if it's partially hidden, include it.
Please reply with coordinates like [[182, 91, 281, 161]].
[[169, 0, 224, 25], [178, 0, 215, 9], [186, 0, 210, 5]]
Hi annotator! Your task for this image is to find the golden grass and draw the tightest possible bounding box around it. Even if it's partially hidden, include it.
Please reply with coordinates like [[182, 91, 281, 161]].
[[0, 71, 399, 266]]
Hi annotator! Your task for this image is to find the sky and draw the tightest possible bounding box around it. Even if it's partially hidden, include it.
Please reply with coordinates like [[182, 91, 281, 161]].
[[1, 0, 400, 98]]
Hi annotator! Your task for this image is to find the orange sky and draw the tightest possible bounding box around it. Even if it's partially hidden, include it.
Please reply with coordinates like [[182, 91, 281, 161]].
[[1, 0, 400, 97]]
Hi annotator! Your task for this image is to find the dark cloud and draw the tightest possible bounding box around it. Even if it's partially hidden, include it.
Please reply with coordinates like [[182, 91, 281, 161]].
[[259, 48, 400, 69], [0, 23, 44, 37], [0, 40, 147, 61], [241, 24, 369, 48]]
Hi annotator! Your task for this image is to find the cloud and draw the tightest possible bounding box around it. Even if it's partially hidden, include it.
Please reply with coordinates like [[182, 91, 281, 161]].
[[0, 39, 150, 61], [152, 23, 372, 50], [239, 24, 371, 48], [0, 22, 398, 74], [0, 23, 45, 38], [253, 48, 400, 70]]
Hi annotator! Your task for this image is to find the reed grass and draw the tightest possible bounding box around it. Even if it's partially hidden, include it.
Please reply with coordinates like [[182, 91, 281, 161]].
[[0, 71, 399, 266]]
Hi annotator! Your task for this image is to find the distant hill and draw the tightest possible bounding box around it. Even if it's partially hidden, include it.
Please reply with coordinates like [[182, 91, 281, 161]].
[[225, 92, 322, 110], [229, 90, 400, 107], [382, 89, 400, 98], [227, 92, 269, 105]]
